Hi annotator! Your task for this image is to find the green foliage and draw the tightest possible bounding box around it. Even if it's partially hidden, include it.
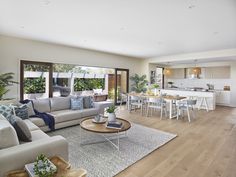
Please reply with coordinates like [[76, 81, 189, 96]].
[[34, 154, 56, 177], [74, 78, 105, 91], [24, 76, 45, 94], [130, 74, 148, 93], [152, 84, 160, 89], [24, 64, 49, 72], [108, 86, 121, 100], [106, 104, 117, 113], [0, 72, 18, 100]]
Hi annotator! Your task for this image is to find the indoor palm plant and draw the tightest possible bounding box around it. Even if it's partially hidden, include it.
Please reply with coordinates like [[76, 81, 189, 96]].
[[130, 74, 148, 93], [0, 72, 18, 100]]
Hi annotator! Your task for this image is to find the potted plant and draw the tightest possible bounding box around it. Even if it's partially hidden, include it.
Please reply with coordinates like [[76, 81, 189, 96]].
[[33, 154, 57, 177], [152, 84, 160, 95], [130, 74, 148, 93], [0, 72, 18, 100], [106, 105, 117, 122]]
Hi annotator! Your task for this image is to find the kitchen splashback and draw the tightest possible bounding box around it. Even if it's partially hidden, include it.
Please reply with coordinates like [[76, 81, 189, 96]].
[[166, 78, 232, 90]]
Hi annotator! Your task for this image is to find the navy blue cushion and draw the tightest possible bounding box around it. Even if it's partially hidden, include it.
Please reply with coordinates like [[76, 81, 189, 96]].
[[71, 97, 84, 110], [83, 96, 94, 109], [13, 104, 29, 120]]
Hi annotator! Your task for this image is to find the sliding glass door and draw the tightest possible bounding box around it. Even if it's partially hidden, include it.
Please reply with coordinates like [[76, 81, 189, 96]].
[[20, 61, 53, 100], [114, 68, 129, 105]]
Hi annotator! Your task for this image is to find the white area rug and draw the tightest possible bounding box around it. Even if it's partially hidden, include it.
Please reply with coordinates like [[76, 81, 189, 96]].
[[48, 123, 177, 177]]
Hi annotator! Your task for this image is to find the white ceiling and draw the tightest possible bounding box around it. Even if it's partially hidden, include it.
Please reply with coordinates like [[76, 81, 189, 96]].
[[0, 0, 236, 58]]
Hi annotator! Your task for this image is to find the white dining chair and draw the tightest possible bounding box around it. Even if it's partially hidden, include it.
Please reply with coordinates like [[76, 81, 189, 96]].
[[119, 93, 128, 109], [129, 95, 145, 115], [146, 97, 167, 119], [177, 99, 197, 122]]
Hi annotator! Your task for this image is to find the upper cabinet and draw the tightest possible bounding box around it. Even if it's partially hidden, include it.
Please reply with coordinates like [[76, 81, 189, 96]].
[[167, 68, 185, 79], [205, 66, 230, 79]]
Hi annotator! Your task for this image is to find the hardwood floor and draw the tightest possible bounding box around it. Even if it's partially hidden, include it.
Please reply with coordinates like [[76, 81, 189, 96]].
[[115, 106, 236, 177]]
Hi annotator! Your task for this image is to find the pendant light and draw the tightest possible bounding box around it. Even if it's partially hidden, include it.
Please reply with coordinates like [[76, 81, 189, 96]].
[[163, 62, 172, 76], [190, 59, 201, 75]]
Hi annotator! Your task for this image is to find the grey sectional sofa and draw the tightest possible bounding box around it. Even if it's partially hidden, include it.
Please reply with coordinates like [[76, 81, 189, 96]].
[[30, 96, 102, 132]]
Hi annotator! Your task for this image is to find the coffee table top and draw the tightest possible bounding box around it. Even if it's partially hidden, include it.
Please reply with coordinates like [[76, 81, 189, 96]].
[[80, 117, 131, 133]]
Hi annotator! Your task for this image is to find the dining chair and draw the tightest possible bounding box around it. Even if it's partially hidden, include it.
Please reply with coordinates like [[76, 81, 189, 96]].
[[119, 93, 128, 109], [146, 97, 167, 119], [177, 99, 197, 122], [129, 95, 145, 115]]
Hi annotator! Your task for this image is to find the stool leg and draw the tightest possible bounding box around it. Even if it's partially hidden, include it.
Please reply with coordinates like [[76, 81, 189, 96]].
[[203, 98, 209, 112], [198, 97, 203, 110]]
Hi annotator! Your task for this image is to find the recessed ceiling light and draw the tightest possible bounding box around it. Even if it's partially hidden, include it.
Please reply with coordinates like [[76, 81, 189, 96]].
[[120, 27, 125, 31], [43, 0, 50, 5], [20, 26, 25, 29], [213, 31, 219, 35]]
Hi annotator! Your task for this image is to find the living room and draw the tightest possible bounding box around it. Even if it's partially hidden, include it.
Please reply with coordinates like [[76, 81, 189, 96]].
[[0, 1, 236, 177]]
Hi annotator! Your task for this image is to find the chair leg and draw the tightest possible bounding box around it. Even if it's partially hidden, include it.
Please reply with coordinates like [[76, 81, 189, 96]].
[[160, 107, 163, 119], [187, 108, 191, 122], [177, 108, 179, 120]]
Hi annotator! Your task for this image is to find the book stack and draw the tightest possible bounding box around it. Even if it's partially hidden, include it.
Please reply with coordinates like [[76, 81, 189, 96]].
[[106, 121, 123, 129]]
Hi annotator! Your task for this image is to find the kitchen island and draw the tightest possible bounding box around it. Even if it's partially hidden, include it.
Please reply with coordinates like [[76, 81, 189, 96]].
[[161, 89, 216, 110]]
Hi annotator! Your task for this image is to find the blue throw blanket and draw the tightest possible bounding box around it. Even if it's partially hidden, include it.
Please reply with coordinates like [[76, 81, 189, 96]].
[[20, 99, 55, 131]]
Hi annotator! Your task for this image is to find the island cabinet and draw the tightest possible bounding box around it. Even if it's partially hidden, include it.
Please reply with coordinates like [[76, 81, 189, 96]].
[[215, 90, 231, 106], [161, 89, 216, 110]]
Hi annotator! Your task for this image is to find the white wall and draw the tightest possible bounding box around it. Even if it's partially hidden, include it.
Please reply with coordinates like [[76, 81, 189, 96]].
[[0, 35, 143, 99]]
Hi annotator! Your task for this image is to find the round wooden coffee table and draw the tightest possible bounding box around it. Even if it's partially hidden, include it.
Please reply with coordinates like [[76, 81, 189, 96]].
[[80, 117, 131, 150]]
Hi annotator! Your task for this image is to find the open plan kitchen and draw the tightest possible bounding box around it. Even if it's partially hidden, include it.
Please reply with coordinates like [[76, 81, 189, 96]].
[[150, 62, 233, 111]]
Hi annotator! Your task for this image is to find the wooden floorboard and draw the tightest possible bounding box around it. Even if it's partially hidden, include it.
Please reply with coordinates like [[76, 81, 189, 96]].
[[115, 106, 236, 177]]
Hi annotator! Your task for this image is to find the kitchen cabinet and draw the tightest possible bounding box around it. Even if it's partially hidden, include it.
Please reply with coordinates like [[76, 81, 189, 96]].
[[205, 66, 230, 79], [167, 68, 185, 79], [216, 90, 230, 106]]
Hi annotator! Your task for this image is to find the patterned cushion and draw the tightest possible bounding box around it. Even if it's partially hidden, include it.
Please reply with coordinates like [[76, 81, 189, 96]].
[[83, 96, 94, 109], [26, 101, 35, 117], [0, 105, 13, 121], [13, 104, 29, 120], [71, 97, 84, 110]]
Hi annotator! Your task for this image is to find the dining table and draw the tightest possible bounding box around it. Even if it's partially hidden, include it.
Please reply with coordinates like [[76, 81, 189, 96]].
[[127, 93, 186, 119]]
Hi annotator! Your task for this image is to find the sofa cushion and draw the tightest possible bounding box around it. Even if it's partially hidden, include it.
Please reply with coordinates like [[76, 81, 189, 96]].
[[32, 98, 50, 113], [30, 129, 49, 141], [0, 104, 13, 121], [0, 115, 19, 149], [50, 110, 83, 123], [29, 117, 46, 127], [26, 101, 36, 116], [23, 119, 40, 131], [83, 96, 94, 109], [50, 97, 71, 112], [71, 97, 83, 110], [13, 104, 29, 120], [81, 108, 99, 117], [12, 116, 32, 142]]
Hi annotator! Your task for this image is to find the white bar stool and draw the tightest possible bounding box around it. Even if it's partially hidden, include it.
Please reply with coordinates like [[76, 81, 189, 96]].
[[198, 97, 209, 112]]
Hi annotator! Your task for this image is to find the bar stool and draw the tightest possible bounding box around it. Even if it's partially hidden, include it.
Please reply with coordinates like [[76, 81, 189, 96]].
[[198, 97, 209, 112], [177, 99, 197, 122]]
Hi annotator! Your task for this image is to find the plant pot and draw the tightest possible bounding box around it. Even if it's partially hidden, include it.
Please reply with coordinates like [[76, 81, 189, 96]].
[[108, 113, 116, 122]]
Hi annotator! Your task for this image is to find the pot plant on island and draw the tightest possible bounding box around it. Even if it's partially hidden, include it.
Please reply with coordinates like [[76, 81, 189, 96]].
[[106, 104, 117, 122]]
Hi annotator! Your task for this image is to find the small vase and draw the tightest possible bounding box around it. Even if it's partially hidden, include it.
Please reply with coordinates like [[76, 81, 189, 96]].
[[108, 113, 116, 122]]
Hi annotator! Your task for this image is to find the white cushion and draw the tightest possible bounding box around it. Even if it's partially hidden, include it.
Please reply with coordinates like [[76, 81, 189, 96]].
[[32, 98, 50, 113], [0, 116, 19, 149], [23, 119, 40, 131], [30, 129, 49, 141], [29, 117, 46, 127], [81, 108, 99, 117], [50, 97, 71, 112], [50, 109, 82, 123]]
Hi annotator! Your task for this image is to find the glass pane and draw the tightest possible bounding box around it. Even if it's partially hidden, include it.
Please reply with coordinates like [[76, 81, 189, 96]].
[[116, 70, 128, 103], [23, 64, 50, 99]]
